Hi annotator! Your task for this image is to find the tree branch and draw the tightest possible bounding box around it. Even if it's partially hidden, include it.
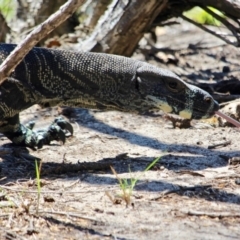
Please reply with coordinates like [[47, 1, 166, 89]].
[[0, 0, 85, 85], [181, 14, 238, 46]]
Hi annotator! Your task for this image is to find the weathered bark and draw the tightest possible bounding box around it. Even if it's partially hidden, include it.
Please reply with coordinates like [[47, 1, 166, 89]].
[[78, 0, 240, 56], [77, 0, 112, 32], [79, 0, 168, 56], [0, 13, 10, 42]]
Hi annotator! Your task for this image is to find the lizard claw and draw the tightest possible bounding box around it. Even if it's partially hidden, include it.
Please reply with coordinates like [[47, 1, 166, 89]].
[[47, 124, 66, 144], [54, 117, 74, 135], [25, 121, 35, 130]]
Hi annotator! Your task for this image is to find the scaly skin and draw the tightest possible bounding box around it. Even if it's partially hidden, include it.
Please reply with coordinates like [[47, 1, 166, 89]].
[[0, 44, 219, 148]]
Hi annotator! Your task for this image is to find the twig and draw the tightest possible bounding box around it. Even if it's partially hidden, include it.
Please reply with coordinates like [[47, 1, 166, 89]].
[[181, 14, 237, 46], [215, 174, 239, 179], [152, 185, 212, 200], [182, 210, 240, 218], [219, 99, 240, 107], [0, 0, 85, 85], [39, 210, 102, 223], [213, 94, 240, 102], [0, 214, 10, 218], [41, 162, 110, 175], [0, 177, 7, 182], [229, 157, 240, 165], [0, 228, 27, 240], [202, 6, 240, 44], [176, 170, 205, 177], [208, 140, 231, 149], [0, 185, 109, 194]]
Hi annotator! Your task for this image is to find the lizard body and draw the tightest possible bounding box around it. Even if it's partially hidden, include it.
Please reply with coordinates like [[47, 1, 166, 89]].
[[0, 44, 219, 148]]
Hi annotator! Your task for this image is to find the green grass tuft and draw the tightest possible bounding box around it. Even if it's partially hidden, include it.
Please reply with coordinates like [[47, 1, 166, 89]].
[[35, 160, 42, 214], [110, 156, 161, 206]]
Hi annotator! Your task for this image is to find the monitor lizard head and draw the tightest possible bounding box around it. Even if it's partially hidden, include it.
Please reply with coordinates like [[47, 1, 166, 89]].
[[134, 64, 219, 120]]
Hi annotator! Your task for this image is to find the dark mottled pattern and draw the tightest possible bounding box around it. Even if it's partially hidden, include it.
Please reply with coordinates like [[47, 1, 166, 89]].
[[0, 44, 219, 148]]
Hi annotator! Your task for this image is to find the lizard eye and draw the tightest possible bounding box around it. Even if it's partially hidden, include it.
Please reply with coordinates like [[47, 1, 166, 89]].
[[168, 81, 178, 90], [165, 78, 184, 93]]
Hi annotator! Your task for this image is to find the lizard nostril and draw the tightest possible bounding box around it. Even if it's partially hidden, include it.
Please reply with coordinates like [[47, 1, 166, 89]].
[[204, 97, 212, 104]]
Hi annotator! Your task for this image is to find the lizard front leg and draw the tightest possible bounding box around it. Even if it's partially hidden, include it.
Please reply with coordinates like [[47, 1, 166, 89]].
[[0, 115, 73, 149]]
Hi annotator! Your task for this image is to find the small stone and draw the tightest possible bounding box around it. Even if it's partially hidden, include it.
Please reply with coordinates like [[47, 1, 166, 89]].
[[235, 178, 240, 185], [222, 66, 230, 73]]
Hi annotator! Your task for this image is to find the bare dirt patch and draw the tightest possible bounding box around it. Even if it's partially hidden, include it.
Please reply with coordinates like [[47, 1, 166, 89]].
[[0, 23, 240, 239]]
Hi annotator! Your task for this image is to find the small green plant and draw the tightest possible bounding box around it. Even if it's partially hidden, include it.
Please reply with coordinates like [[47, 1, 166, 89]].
[[35, 159, 42, 214], [0, 189, 15, 208], [110, 156, 161, 206], [183, 6, 224, 26]]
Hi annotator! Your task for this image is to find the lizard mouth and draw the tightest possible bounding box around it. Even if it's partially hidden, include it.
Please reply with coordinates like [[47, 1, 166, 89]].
[[191, 99, 219, 119], [172, 98, 219, 120], [146, 91, 219, 120]]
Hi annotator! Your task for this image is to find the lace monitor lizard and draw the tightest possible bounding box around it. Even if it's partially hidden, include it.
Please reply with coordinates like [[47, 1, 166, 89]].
[[0, 43, 219, 148]]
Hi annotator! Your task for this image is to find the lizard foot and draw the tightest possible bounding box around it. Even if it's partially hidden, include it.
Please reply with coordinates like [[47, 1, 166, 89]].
[[32, 117, 74, 148], [8, 116, 74, 149]]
